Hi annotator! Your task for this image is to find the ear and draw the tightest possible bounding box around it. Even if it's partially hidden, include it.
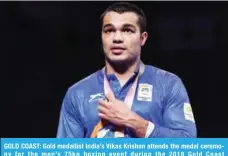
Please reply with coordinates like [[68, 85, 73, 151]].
[[140, 32, 148, 46]]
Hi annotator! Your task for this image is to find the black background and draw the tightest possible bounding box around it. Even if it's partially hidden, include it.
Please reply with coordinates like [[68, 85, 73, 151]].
[[1, 1, 227, 138]]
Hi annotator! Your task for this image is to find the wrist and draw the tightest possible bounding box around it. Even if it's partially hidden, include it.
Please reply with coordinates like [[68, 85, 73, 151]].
[[125, 112, 149, 137]]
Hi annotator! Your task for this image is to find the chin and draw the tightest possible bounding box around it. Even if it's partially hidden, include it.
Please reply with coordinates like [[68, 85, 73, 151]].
[[108, 56, 128, 63], [105, 52, 138, 65]]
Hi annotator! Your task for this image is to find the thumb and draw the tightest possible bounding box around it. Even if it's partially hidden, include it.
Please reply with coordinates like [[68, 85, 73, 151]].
[[105, 92, 115, 102]]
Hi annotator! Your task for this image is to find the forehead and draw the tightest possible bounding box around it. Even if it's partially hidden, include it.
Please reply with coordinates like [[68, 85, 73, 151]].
[[103, 11, 139, 28]]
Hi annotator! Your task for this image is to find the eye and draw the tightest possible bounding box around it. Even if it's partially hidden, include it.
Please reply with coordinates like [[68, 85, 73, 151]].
[[123, 28, 134, 33], [104, 29, 115, 33]]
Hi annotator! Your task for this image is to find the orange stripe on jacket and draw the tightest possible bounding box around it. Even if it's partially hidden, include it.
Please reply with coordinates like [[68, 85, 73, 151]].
[[90, 120, 106, 138]]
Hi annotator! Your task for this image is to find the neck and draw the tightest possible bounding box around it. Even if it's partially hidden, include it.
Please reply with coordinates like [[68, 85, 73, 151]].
[[105, 58, 140, 82]]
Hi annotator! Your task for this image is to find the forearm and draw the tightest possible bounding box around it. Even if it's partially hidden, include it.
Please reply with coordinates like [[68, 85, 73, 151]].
[[123, 112, 196, 138]]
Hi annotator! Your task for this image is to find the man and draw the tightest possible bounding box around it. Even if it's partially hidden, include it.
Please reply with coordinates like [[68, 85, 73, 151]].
[[56, 2, 197, 138]]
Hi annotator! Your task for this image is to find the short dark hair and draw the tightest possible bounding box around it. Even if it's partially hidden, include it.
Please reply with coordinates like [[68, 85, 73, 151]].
[[100, 2, 147, 33]]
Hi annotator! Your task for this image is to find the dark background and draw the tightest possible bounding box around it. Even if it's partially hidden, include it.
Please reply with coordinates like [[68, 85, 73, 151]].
[[1, 1, 227, 138]]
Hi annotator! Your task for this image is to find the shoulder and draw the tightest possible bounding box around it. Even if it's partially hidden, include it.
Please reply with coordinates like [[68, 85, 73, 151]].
[[145, 64, 183, 84], [144, 64, 188, 98], [145, 65, 189, 105]]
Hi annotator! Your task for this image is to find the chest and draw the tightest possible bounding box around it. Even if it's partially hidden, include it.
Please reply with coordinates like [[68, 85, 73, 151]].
[[81, 82, 165, 131]]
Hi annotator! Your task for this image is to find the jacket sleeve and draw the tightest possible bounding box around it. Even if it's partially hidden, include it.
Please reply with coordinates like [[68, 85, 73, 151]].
[[148, 75, 197, 138], [56, 89, 84, 138]]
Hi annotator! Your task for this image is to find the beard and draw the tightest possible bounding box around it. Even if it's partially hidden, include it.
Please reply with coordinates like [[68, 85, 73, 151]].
[[104, 52, 140, 74]]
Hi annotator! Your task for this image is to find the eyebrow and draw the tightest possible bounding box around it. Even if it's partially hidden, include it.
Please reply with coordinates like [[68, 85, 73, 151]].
[[122, 24, 136, 29], [103, 23, 113, 29], [103, 23, 136, 30]]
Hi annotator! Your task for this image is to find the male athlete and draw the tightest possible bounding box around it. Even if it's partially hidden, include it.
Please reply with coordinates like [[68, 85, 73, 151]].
[[56, 2, 197, 138]]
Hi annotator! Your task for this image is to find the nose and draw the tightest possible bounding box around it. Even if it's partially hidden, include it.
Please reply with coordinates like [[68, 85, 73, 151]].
[[113, 31, 123, 43]]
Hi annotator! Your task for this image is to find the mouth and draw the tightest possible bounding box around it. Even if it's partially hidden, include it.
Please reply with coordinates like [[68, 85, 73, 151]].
[[110, 47, 126, 54]]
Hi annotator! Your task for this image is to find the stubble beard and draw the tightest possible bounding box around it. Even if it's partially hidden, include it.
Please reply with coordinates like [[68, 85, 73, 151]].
[[105, 52, 140, 74]]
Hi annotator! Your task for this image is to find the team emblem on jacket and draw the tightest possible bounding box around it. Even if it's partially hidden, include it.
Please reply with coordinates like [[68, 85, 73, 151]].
[[137, 83, 153, 102]]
